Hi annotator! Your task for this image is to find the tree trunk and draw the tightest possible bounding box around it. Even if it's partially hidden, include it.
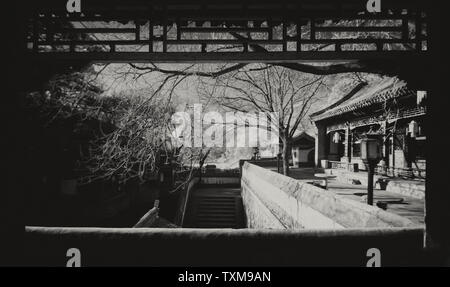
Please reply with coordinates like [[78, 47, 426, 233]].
[[282, 138, 291, 176]]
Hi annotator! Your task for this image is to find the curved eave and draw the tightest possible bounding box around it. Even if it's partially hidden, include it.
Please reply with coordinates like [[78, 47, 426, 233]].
[[311, 86, 415, 122]]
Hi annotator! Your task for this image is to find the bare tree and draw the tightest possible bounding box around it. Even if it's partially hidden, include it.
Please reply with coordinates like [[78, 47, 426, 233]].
[[77, 18, 412, 177], [85, 16, 416, 98], [201, 64, 326, 175], [81, 89, 211, 193]]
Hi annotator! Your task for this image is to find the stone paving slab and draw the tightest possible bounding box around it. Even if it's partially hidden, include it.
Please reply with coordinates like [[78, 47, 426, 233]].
[[269, 167, 425, 226], [325, 180, 425, 226], [323, 168, 425, 199]]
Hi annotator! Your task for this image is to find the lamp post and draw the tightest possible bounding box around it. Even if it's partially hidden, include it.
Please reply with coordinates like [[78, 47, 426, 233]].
[[360, 135, 382, 205]]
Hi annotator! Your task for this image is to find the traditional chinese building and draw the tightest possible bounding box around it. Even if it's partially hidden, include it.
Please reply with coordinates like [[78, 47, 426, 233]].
[[291, 132, 315, 168], [310, 77, 426, 179]]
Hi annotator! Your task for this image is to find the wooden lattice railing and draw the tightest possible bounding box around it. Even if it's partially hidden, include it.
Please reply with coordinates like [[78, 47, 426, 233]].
[[24, 0, 429, 62]]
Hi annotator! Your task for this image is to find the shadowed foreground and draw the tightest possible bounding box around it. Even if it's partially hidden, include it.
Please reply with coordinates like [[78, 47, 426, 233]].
[[23, 226, 433, 266]]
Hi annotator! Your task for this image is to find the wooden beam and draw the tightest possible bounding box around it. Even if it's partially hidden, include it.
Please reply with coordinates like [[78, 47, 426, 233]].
[[35, 39, 422, 46], [27, 51, 424, 64], [315, 26, 403, 32], [179, 27, 270, 33], [57, 28, 137, 34]]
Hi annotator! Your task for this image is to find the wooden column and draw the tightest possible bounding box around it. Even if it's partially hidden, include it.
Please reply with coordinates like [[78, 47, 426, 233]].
[[4, 3, 28, 266], [315, 122, 327, 168], [343, 126, 352, 163], [424, 5, 450, 264], [382, 121, 389, 165]]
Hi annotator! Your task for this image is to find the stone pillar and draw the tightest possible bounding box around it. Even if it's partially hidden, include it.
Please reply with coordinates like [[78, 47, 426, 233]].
[[315, 122, 327, 168]]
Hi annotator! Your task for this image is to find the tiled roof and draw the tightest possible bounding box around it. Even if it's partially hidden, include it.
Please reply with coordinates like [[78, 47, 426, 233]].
[[311, 77, 415, 122], [292, 132, 314, 143]]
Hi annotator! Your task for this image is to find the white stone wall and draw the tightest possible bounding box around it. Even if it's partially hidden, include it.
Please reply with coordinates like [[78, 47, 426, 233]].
[[241, 163, 415, 230]]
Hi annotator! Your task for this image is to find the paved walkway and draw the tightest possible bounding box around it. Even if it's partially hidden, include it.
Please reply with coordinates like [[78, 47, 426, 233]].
[[325, 180, 424, 226], [268, 167, 425, 226], [266, 167, 323, 180]]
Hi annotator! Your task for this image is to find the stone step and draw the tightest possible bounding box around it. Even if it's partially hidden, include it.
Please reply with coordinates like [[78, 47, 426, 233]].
[[183, 187, 246, 229]]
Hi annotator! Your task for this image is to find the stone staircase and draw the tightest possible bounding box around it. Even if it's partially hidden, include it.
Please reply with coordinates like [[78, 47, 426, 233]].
[[183, 186, 246, 229]]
